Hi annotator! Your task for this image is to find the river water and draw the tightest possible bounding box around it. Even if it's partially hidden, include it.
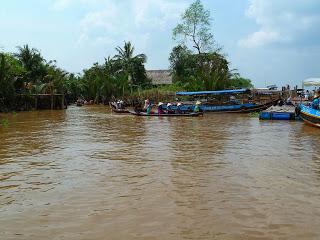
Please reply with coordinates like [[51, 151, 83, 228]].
[[1, 106, 320, 240]]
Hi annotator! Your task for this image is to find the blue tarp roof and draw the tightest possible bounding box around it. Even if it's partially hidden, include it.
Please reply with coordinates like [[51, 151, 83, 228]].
[[176, 89, 249, 96]]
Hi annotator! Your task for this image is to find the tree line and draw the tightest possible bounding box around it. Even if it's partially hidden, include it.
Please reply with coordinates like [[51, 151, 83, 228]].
[[0, 0, 252, 112], [0, 41, 151, 111]]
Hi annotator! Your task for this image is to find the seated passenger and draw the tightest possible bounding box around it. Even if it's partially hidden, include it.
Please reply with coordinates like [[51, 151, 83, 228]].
[[167, 103, 175, 114], [194, 101, 201, 113], [143, 99, 150, 111], [312, 95, 319, 110], [146, 101, 152, 115], [158, 102, 165, 115], [176, 102, 183, 114]]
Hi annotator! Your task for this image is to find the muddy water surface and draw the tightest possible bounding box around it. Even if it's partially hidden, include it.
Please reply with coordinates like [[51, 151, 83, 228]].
[[1, 106, 320, 239]]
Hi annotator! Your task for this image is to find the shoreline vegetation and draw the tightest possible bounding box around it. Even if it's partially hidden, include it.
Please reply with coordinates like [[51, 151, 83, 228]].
[[0, 0, 254, 113]]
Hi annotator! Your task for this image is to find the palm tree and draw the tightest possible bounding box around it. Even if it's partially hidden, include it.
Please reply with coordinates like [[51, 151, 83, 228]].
[[15, 45, 46, 85], [114, 41, 147, 88]]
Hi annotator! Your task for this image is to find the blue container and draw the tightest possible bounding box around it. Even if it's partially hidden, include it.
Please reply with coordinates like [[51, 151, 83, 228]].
[[271, 112, 292, 120], [259, 111, 295, 120], [259, 112, 271, 120]]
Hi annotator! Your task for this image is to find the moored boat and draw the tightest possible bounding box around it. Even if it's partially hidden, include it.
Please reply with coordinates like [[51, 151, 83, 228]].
[[175, 89, 277, 113], [297, 104, 320, 128], [112, 108, 130, 114], [129, 110, 203, 117], [109, 100, 130, 114]]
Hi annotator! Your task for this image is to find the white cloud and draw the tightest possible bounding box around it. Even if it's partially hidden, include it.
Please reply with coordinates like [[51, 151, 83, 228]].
[[239, 0, 320, 48], [239, 30, 282, 48], [52, 0, 74, 10], [76, 0, 186, 48], [132, 0, 186, 29], [51, 0, 103, 11]]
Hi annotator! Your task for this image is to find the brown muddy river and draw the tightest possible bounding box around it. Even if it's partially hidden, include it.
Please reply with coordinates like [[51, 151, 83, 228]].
[[1, 106, 320, 240]]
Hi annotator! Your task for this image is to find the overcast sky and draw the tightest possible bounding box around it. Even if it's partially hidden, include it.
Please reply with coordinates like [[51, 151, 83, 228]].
[[1, 0, 320, 87]]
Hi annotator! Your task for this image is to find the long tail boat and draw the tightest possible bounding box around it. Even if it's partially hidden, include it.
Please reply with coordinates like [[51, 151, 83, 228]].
[[129, 110, 203, 117], [297, 104, 320, 128], [175, 89, 277, 113], [111, 108, 130, 114]]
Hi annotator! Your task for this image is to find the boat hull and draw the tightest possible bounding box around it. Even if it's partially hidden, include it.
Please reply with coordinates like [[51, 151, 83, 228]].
[[129, 111, 203, 117], [112, 108, 130, 114], [298, 104, 320, 128], [176, 101, 274, 113]]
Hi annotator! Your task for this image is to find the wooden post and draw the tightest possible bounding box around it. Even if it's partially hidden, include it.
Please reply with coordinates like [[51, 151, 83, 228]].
[[51, 94, 54, 110], [35, 94, 38, 110], [61, 93, 65, 109]]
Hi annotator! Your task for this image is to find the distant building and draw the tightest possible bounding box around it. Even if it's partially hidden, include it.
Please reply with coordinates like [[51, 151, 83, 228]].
[[147, 70, 172, 86]]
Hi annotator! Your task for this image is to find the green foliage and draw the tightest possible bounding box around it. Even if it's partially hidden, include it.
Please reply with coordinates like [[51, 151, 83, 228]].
[[74, 41, 151, 103], [0, 41, 152, 109], [114, 41, 149, 87], [169, 45, 193, 83], [169, 47, 254, 91], [15, 45, 47, 86], [229, 77, 254, 89], [170, 2, 254, 92], [169, 48, 231, 90], [1, 117, 9, 127], [248, 112, 259, 118], [173, 0, 214, 54], [0, 53, 17, 111]]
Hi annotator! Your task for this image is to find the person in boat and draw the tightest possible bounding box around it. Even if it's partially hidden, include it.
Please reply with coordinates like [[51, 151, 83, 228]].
[[229, 95, 236, 103], [116, 101, 121, 109], [143, 99, 150, 111], [286, 95, 293, 106], [167, 103, 175, 114], [143, 99, 152, 115], [157, 102, 165, 115], [116, 100, 124, 109], [76, 97, 84, 106], [194, 100, 201, 113], [304, 90, 310, 100], [312, 93, 320, 110], [176, 102, 183, 114]]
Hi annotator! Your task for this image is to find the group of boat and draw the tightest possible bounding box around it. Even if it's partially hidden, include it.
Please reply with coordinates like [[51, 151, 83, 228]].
[[110, 89, 277, 117], [109, 86, 320, 128]]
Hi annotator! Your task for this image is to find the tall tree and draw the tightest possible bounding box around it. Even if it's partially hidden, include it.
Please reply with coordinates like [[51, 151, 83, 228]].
[[114, 41, 148, 87], [0, 53, 20, 110], [173, 0, 214, 54], [15, 45, 46, 85]]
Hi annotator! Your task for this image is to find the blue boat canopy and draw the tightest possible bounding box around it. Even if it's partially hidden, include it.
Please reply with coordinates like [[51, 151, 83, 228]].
[[176, 89, 249, 96]]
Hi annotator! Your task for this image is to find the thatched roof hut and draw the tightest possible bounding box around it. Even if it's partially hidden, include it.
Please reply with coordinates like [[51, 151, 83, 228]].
[[147, 70, 172, 85]]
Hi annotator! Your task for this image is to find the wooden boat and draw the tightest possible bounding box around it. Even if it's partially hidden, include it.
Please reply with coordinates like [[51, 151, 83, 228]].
[[200, 101, 274, 113], [297, 104, 320, 128], [129, 110, 203, 117], [175, 89, 277, 113], [112, 108, 130, 114]]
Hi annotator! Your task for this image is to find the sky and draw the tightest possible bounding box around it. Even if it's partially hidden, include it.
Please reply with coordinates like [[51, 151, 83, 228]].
[[1, 0, 320, 87]]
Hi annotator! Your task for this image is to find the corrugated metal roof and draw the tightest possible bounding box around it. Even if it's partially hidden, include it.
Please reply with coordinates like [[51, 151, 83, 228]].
[[176, 89, 249, 96]]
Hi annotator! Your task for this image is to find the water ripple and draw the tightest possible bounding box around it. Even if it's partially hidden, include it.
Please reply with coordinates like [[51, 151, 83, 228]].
[[1, 106, 320, 239]]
